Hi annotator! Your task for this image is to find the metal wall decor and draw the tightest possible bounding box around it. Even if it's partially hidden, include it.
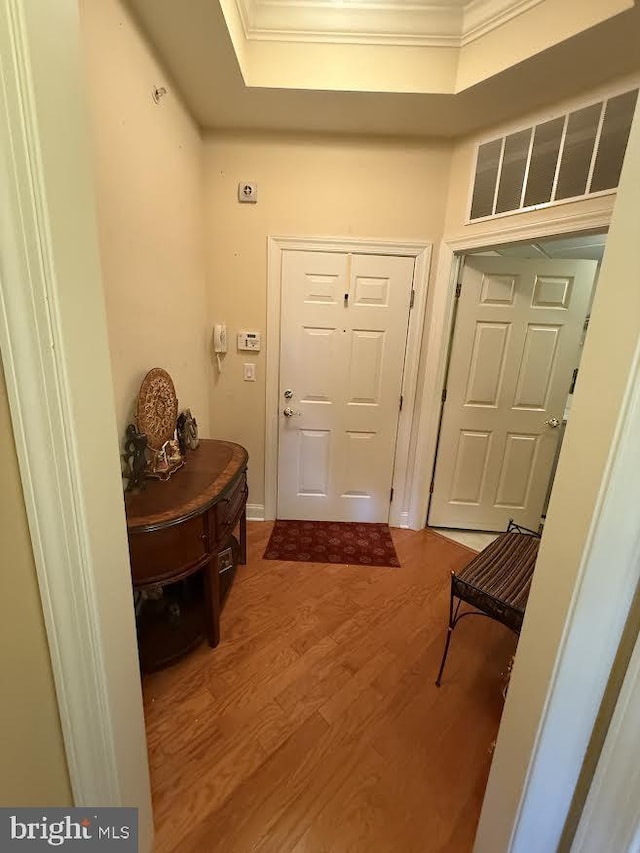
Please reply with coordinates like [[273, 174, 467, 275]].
[[136, 368, 179, 451], [133, 368, 184, 481], [122, 368, 202, 488], [123, 423, 148, 492]]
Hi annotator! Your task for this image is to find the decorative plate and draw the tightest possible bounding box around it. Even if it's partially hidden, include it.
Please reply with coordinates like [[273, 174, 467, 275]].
[[136, 368, 178, 451]]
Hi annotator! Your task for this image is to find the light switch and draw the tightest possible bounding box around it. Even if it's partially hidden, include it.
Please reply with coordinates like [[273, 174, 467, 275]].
[[243, 363, 256, 381]]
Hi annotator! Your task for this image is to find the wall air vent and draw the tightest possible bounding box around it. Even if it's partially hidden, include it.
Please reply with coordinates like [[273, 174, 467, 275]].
[[469, 88, 638, 222]]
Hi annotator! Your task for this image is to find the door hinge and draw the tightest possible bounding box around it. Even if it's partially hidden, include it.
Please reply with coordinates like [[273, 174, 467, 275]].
[[409, 289, 415, 309], [399, 394, 403, 411], [570, 368, 578, 395], [455, 281, 462, 298], [441, 388, 447, 403], [429, 479, 435, 494], [390, 487, 394, 503]]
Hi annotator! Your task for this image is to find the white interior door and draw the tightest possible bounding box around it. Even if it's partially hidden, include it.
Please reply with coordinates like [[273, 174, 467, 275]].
[[429, 256, 597, 531], [277, 250, 414, 522]]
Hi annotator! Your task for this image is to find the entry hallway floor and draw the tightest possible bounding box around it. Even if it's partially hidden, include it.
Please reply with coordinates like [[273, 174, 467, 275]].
[[142, 523, 516, 853]]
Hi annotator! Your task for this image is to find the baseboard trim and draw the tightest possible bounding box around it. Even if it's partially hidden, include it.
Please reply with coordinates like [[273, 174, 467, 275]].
[[397, 511, 410, 529], [246, 503, 265, 521]]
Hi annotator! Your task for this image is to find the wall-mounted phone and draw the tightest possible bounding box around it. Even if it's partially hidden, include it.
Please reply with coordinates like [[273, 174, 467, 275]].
[[214, 323, 227, 353], [214, 323, 227, 372]]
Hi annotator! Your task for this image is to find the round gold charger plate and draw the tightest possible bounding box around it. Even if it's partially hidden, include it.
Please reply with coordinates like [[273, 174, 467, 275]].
[[136, 368, 178, 450]]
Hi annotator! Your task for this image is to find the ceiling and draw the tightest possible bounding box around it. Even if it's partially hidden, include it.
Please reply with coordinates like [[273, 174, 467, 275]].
[[126, 0, 640, 137], [236, 0, 544, 47], [474, 233, 607, 262]]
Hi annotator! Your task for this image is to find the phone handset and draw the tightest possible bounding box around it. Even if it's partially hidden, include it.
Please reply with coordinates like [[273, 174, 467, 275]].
[[214, 323, 227, 372]]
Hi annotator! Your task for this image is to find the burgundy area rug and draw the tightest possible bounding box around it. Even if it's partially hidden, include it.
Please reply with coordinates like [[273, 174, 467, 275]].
[[264, 520, 401, 568]]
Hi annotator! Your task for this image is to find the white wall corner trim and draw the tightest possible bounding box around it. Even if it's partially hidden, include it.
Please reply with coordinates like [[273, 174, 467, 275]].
[[508, 340, 640, 853], [571, 588, 640, 853], [265, 236, 432, 528], [0, 0, 118, 805], [0, 1, 152, 846]]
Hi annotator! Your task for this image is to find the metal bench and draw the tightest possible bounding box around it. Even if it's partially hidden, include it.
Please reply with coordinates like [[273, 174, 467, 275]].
[[435, 520, 541, 687]]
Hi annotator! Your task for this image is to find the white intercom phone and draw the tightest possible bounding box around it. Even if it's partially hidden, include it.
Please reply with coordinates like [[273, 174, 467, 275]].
[[214, 323, 227, 353], [214, 323, 227, 372]]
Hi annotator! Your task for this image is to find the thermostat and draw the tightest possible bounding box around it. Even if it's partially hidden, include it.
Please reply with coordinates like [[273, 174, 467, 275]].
[[237, 330, 261, 352], [238, 182, 257, 203]]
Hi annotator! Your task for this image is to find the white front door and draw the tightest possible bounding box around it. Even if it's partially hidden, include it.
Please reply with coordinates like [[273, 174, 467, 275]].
[[429, 256, 597, 532], [277, 250, 415, 522]]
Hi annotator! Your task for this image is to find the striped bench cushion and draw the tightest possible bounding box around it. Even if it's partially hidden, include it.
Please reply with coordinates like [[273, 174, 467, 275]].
[[453, 531, 540, 632]]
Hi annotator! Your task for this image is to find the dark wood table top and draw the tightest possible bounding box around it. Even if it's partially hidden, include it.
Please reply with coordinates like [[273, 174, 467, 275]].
[[125, 439, 248, 532]]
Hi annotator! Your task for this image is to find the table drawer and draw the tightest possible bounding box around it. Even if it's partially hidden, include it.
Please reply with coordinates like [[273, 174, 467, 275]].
[[128, 514, 207, 585], [215, 471, 247, 539]]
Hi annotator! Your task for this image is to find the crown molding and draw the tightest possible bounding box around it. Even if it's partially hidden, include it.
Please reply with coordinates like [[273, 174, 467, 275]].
[[234, 0, 546, 47], [462, 0, 544, 45], [245, 2, 462, 45]]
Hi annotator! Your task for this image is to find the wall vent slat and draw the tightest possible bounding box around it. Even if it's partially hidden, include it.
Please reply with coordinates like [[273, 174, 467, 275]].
[[590, 89, 639, 193], [523, 117, 565, 208], [470, 139, 503, 220], [495, 129, 532, 214], [555, 103, 602, 200]]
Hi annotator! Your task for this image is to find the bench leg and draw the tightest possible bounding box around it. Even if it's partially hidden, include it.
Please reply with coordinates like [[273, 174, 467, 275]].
[[435, 573, 461, 687]]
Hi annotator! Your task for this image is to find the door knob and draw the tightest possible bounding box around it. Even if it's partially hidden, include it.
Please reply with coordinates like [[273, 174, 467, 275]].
[[284, 389, 293, 399], [283, 407, 301, 418], [545, 417, 561, 428]]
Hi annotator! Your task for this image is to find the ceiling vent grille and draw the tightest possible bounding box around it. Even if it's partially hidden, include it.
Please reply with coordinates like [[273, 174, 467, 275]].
[[469, 89, 638, 221]]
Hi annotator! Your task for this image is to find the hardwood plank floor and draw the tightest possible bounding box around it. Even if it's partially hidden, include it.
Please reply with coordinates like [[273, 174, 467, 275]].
[[142, 523, 517, 853]]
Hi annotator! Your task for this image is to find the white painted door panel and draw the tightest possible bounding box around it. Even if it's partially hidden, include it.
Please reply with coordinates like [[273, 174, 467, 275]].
[[429, 257, 597, 531], [278, 250, 414, 522]]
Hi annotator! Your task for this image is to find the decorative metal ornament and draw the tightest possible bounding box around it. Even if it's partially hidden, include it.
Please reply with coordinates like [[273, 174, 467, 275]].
[[123, 423, 148, 492], [136, 368, 178, 451], [177, 408, 199, 452]]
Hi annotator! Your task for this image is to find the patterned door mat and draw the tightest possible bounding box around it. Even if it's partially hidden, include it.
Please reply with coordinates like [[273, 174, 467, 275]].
[[263, 520, 401, 567]]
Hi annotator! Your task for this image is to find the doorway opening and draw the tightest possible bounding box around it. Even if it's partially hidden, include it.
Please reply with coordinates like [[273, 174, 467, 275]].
[[427, 231, 607, 550]]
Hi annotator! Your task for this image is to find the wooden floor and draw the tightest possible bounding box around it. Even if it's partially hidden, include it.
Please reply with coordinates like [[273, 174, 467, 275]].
[[142, 523, 517, 853]]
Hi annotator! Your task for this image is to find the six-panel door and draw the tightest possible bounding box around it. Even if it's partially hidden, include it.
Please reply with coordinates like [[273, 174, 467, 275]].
[[429, 256, 598, 531], [277, 250, 414, 522]]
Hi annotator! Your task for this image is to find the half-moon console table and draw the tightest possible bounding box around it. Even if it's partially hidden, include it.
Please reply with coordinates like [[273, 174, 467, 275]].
[[125, 439, 248, 671]]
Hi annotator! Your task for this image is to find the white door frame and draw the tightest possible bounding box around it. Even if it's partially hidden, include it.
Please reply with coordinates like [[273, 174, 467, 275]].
[[265, 236, 432, 528], [571, 597, 640, 853], [0, 1, 152, 848]]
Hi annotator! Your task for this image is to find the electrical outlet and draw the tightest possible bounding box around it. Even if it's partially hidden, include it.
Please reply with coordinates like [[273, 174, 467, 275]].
[[238, 182, 257, 203], [243, 363, 256, 381]]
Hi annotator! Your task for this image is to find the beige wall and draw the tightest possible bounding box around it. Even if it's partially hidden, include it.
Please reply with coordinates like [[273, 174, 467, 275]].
[[474, 100, 640, 852], [80, 0, 211, 441], [203, 132, 452, 504], [0, 359, 71, 806]]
